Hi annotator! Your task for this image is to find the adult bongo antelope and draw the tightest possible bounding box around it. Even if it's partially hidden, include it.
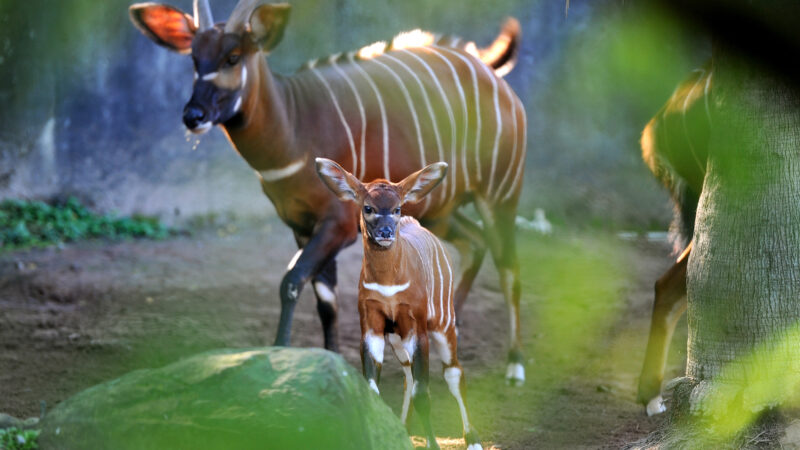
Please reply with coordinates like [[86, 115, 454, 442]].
[[129, 0, 528, 383], [637, 62, 712, 415], [315, 157, 481, 450]]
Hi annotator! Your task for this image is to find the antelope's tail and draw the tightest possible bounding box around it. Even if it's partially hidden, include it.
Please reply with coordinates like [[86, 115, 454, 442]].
[[435, 18, 520, 77]]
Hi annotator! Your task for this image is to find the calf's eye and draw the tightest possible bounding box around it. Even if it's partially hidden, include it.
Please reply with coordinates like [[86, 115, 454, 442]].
[[364, 205, 372, 214]]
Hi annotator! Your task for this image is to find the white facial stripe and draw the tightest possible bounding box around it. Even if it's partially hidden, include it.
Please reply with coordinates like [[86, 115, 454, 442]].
[[362, 281, 410, 297], [232, 96, 242, 113], [259, 157, 306, 183], [365, 330, 385, 364], [201, 71, 219, 81], [313, 281, 336, 303], [194, 72, 199, 81], [241, 65, 247, 87], [286, 249, 303, 270]]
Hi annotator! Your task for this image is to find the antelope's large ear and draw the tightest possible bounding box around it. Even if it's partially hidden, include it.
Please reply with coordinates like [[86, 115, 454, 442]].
[[249, 3, 291, 52], [315, 158, 365, 202], [129, 3, 196, 54], [398, 162, 448, 204]]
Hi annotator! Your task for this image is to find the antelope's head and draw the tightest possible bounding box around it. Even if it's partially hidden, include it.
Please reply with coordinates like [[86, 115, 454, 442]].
[[315, 158, 448, 249], [129, 0, 290, 133]]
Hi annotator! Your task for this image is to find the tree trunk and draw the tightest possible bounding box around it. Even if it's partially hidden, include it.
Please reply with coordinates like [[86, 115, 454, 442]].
[[679, 38, 800, 438]]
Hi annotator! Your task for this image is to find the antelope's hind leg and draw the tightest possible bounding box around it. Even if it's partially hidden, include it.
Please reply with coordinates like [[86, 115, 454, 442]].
[[431, 329, 481, 449], [475, 198, 524, 386], [637, 243, 690, 415]]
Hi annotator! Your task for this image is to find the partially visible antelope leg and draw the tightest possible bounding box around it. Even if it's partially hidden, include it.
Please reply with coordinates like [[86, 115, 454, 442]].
[[637, 242, 691, 415], [475, 197, 524, 386], [360, 302, 386, 395], [447, 211, 487, 318], [274, 218, 355, 347], [312, 258, 339, 352], [410, 333, 439, 449], [431, 329, 482, 449]]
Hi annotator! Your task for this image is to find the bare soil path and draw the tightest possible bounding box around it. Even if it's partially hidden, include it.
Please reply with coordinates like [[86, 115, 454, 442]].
[[0, 219, 687, 448]]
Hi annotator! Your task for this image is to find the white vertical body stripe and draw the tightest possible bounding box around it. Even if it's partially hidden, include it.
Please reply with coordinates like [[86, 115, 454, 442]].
[[367, 56, 425, 185], [434, 46, 482, 183], [347, 53, 390, 181], [427, 47, 470, 190], [309, 66, 358, 175], [482, 61, 503, 200], [397, 49, 458, 200], [330, 59, 368, 179], [494, 81, 519, 203]]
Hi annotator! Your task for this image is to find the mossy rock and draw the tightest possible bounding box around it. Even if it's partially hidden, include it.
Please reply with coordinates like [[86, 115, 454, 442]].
[[39, 347, 410, 449]]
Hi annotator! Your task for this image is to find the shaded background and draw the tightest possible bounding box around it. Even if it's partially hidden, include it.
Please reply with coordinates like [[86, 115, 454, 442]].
[[0, 0, 708, 229]]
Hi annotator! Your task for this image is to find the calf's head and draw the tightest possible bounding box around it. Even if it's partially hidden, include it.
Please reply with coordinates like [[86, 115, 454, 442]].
[[129, 0, 290, 133], [315, 158, 448, 249]]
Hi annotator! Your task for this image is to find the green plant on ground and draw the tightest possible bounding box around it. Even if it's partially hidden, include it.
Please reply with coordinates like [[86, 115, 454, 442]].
[[0, 428, 39, 450], [0, 197, 173, 251]]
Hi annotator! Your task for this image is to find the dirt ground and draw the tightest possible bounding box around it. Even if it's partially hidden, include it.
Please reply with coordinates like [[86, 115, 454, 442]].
[[0, 218, 688, 449]]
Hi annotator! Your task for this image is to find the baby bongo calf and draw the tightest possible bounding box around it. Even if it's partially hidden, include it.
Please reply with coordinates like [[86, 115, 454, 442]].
[[315, 158, 481, 450]]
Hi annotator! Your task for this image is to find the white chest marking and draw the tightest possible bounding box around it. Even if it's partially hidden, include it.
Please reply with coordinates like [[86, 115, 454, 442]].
[[257, 157, 306, 183], [362, 281, 410, 297]]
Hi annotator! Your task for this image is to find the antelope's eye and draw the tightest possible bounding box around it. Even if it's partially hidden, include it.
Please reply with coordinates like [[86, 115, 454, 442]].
[[226, 52, 241, 67], [394, 207, 401, 215], [363, 205, 373, 214]]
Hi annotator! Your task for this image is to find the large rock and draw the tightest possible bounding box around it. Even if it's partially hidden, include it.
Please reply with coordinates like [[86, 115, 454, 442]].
[[39, 348, 411, 449]]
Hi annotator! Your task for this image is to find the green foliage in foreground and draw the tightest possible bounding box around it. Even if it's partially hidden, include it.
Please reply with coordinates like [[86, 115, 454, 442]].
[[0, 428, 39, 450], [0, 197, 172, 251]]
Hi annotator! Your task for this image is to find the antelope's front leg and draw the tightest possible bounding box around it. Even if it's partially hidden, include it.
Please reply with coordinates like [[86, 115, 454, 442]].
[[274, 219, 353, 347], [360, 302, 387, 394], [410, 333, 439, 450]]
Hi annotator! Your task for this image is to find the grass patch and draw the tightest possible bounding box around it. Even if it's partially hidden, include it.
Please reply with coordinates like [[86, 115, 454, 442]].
[[0, 197, 173, 251], [0, 428, 39, 450]]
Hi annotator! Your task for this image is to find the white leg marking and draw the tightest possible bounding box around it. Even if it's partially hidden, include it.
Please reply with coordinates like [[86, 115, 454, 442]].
[[286, 249, 303, 271], [444, 367, 471, 433], [368, 378, 380, 395], [313, 281, 336, 304], [365, 330, 385, 364], [430, 331, 452, 365], [347, 54, 389, 181], [505, 363, 525, 383], [309, 66, 358, 175], [388, 333, 416, 364], [646, 395, 666, 416], [467, 444, 483, 450], [331, 60, 367, 179]]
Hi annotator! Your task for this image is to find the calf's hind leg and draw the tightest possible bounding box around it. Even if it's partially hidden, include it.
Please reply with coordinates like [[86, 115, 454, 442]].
[[431, 330, 481, 450]]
